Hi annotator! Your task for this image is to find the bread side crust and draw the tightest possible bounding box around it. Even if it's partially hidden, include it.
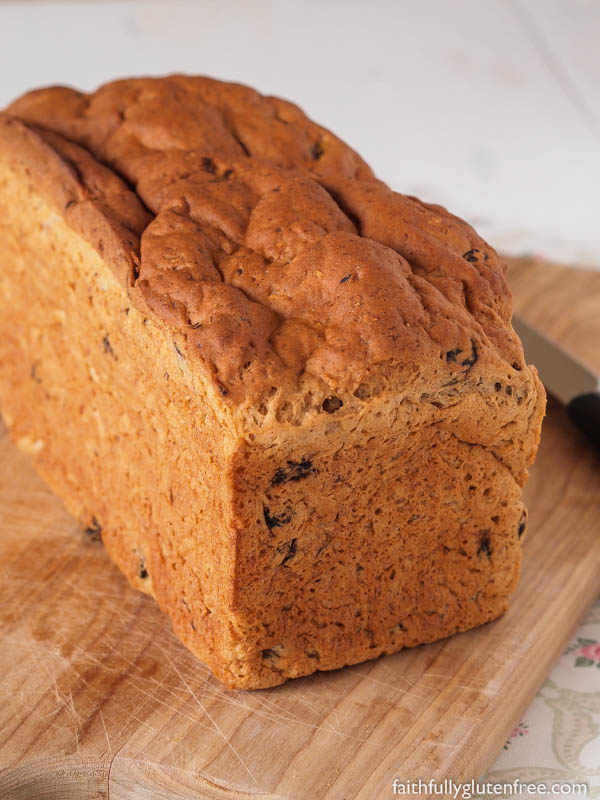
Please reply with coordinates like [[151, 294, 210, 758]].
[[0, 167, 248, 683]]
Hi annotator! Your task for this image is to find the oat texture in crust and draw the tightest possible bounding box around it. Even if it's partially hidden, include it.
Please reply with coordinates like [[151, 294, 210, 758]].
[[0, 76, 545, 688]]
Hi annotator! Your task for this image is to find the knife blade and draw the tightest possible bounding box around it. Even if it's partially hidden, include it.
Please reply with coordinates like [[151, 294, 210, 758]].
[[513, 314, 600, 449]]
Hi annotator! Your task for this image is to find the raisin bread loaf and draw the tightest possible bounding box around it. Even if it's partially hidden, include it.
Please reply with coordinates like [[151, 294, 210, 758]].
[[0, 76, 545, 689]]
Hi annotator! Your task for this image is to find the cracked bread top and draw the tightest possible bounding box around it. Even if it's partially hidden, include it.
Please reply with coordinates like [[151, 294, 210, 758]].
[[1, 75, 528, 414]]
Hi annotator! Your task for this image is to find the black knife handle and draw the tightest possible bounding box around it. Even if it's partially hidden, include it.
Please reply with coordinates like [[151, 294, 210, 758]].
[[567, 392, 600, 449]]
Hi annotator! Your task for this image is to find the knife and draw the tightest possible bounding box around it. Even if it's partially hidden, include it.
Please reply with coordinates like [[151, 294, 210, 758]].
[[513, 314, 600, 449]]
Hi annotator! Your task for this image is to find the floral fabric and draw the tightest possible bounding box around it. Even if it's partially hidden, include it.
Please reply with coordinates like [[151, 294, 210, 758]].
[[479, 596, 600, 798]]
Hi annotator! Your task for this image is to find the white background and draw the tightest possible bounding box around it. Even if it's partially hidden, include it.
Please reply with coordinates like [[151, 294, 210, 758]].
[[1, 0, 599, 267]]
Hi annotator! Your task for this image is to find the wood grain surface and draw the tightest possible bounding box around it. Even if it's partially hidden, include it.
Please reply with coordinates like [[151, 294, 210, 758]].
[[0, 257, 599, 800]]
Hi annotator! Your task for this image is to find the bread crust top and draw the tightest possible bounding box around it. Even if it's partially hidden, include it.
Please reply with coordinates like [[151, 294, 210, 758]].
[[1, 76, 525, 408]]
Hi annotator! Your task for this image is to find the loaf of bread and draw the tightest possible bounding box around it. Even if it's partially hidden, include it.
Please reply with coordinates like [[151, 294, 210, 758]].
[[0, 76, 545, 689]]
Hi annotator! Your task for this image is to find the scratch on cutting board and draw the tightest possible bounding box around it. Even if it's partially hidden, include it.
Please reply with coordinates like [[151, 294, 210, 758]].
[[99, 710, 112, 757], [2, 620, 394, 767], [179, 670, 372, 743], [344, 666, 439, 697], [321, 678, 343, 734], [121, 640, 375, 743], [163, 648, 264, 794], [1, 562, 445, 775]]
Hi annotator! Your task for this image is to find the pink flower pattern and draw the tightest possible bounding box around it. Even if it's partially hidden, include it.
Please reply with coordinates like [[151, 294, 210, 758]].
[[565, 637, 600, 668], [503, 721, 529, 749], [578, 642, 600, 662]]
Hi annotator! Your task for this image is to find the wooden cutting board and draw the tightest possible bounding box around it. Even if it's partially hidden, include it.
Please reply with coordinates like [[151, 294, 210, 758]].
[[0, 257, 599, 800]]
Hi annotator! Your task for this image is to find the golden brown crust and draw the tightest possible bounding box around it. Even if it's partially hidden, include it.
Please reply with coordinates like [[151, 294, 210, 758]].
[[3, 75, 524, 407]]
